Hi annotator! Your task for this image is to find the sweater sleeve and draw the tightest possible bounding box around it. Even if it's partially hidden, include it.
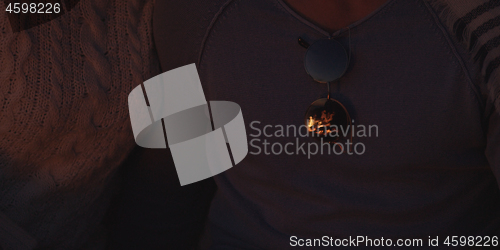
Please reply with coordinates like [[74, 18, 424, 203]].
[[427, 0, 500, 189], [427, 0, 500, 114], [0, 0, 160, 248]]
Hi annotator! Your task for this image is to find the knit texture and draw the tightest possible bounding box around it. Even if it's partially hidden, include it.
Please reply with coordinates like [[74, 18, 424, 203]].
[[0, 0, 159, 249], [428, 0, 500, 113]]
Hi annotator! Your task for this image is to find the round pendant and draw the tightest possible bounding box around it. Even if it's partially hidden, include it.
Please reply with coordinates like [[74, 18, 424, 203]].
[[304, 98, 352, 143], [304, 38, 349, 83]]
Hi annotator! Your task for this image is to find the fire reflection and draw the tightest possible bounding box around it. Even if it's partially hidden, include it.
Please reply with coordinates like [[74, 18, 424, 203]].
[[307, 110, 337, 136]]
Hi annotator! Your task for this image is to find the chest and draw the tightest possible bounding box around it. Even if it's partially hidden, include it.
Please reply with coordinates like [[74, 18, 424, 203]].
[[198, 0, 486, 168]]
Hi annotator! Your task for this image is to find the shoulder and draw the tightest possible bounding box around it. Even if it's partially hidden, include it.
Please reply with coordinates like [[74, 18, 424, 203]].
[[424, 0, 500, 113]]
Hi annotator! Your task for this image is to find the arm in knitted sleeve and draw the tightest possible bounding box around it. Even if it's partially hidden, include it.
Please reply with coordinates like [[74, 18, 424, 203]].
[[0, 0, 160, 248], [427, 0, 500, 184], [0, 2, 37, 249]]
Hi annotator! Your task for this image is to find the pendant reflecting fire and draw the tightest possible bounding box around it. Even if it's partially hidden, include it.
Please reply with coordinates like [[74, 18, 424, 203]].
[[304, 98, 351, 143], [307, 109, 336, 135]]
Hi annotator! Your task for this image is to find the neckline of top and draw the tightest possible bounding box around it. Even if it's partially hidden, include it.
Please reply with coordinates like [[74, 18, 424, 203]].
[[276, 0, 396, 37]]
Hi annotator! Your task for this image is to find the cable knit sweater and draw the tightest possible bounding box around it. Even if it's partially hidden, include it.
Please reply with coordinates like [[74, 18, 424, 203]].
[[0, 0, 159, 249]]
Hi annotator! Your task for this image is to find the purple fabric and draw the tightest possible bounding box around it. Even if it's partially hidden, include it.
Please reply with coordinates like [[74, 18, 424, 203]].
[[154, 0, 500, 249]]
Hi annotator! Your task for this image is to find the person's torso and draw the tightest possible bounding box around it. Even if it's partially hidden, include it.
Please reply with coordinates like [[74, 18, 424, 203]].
[[196, 0, 500, 248]]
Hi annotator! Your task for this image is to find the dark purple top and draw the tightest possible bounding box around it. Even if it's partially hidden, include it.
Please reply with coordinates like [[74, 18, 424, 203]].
[[153, 0, 500, 249]]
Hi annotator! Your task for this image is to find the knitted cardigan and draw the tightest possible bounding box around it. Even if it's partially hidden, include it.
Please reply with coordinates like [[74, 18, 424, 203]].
[[0, 0, 159, 249], [0, 0, 499, 249]]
